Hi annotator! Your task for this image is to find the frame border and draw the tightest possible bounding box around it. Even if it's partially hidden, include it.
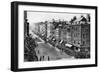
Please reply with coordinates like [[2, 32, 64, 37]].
[[11, 1, 98, 72]]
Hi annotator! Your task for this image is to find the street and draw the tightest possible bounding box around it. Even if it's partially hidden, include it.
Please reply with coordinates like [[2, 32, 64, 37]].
[[30, 31, 74, 61], [35, 42, 73, 61]]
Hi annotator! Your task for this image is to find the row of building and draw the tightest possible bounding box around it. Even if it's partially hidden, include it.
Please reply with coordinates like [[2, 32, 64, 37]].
[[33, 15, 90, 51]]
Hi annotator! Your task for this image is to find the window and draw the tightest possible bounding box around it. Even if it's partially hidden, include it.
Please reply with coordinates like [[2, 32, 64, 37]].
[[83, 41, 85, 45], [83, 34, 85, 38]]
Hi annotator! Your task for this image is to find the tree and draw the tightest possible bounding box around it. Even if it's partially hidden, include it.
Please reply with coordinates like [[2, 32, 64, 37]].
[[24, 35, 38, 61]]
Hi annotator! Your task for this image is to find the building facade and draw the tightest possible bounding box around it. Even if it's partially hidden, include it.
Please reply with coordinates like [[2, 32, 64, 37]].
[[33, 16, 90, 51], [71, 17, 90, 51]]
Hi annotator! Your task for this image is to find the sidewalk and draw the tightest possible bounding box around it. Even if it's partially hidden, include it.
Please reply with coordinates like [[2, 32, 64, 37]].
[[47, 43, 60, 52], [30, 30, 45, 43]]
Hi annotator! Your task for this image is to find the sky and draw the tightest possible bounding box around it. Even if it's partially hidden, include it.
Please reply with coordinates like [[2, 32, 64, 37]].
[[26, 11, 88, 28]]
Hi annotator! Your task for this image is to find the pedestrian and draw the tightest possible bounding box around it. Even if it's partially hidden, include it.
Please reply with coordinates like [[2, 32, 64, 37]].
[[40, 56, 42, 61], [38, 50, 39, 54], [42, 56, 44, 61], [48, 56, 50, 61]]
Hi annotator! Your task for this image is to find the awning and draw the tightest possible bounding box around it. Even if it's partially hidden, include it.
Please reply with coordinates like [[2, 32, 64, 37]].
[[65, 44, 72, 47]]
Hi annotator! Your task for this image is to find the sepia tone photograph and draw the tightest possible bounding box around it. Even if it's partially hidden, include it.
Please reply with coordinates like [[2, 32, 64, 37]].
[[24, 11, 90, 62]]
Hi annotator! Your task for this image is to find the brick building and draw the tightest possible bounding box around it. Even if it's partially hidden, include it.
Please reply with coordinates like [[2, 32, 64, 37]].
[[33, 16, 90, 51], [71, 16, 90, 51], [60, 25, 72, 44]]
